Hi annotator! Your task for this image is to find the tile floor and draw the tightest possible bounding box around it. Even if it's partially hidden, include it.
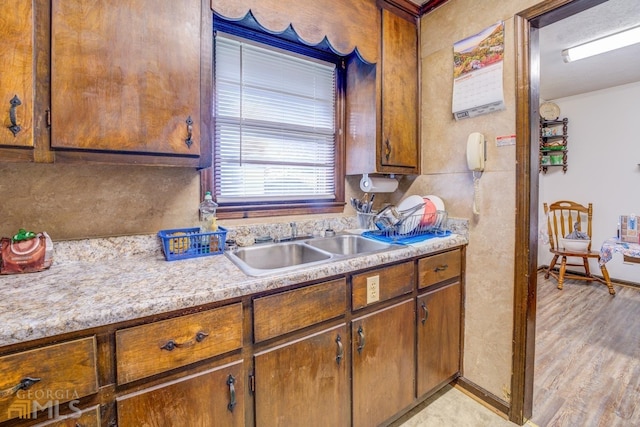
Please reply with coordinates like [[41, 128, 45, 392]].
[[396, 385, 537, 427]]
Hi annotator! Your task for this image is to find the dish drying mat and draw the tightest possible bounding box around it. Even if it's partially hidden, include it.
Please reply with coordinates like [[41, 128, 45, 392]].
[[362, 230, 451, 245]]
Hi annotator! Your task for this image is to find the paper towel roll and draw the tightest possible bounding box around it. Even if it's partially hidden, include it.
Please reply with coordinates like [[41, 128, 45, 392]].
[[360, 174, 398, 193]]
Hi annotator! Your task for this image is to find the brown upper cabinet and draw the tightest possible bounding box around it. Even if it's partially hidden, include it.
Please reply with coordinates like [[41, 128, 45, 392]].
[[379, 8, 419, 173], [346, 7, 419, 176], [50, 0, 210, 167], [0, 0, 34, 155]]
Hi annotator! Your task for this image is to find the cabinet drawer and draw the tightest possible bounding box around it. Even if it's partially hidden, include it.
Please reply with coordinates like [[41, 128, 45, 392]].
[[116, 303, 243, 384], [352, 262, 414, 310], [0, 337, 98, 423], [253, 279, 346, 343], [418, 249, 462, 289]]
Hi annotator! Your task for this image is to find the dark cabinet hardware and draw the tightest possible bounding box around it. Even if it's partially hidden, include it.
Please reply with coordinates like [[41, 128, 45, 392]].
[[434, 264, 448, 272], [335, 335, 343, 364], [421, 302, 429, 324], [227, 374, 236, 412], [0, 377, 41, 398], [159, 331, 210, 351], [185, 116, 193, 148], [8, 95, 22, 136], [357, 326, 366, 354]]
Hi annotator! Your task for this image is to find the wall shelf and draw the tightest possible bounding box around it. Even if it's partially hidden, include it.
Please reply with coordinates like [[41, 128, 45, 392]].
[[539, 117, 568, 174]]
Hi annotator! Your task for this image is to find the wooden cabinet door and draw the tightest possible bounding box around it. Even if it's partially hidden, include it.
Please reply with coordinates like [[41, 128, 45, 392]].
[[352, 299, 415, 427], [380, 8, 418, 173], [117, 361, 244, 427], [51, 1, 201, 158], [254, 324, 349, 427], [0, 0, 33, 148], [416, 282, 462, 397]]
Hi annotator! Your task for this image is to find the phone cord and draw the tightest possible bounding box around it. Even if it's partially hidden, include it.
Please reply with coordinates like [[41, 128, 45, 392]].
[[472, 171, 481, 215]]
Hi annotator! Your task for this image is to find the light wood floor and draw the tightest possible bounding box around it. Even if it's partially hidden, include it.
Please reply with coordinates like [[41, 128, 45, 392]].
[[532, 271, 640, 426]]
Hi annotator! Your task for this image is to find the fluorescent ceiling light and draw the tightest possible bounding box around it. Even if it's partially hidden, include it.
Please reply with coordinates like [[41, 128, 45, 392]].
[[562, 26, 640, 63]]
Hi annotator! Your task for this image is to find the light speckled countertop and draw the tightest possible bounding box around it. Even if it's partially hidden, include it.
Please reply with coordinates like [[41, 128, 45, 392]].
[[0, 218, 468, 347]]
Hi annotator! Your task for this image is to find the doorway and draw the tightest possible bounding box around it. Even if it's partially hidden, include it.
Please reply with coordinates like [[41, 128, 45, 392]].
[[510, 0, 609, 424]]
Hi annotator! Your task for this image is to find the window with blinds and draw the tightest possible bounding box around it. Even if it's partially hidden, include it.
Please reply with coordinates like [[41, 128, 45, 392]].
[[214, 32, 338, 205]]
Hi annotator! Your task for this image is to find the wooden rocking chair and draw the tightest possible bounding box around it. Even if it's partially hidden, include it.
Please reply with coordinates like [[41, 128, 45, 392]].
[[543, 200, 615, 295]]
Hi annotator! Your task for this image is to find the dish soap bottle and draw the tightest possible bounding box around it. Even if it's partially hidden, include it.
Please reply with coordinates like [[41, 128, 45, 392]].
[[199, 191, 219, 253], [199, 191, 218, 233]]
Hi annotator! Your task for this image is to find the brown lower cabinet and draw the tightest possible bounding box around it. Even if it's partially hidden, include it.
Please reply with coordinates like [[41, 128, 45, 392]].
[[253, 324, 349, 427], [352, 299, 416, 427], [116, 361, 244, 427], [0, 247, 464, 427], [417, 282, 462, 397]]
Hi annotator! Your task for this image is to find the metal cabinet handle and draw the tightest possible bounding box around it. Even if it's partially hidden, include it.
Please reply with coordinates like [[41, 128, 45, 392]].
[[160, 331, 209, 351], [227, 374, 236, 412], [335, 335, 343, 365], [434, 264, 448, 272], [357, 326, 366, 354], [185, 116, 193, 148], [0, 377, 40, 398], [384, 138, 391, 161], [421, 302, 429, 325], [8, 95, 22, 136]]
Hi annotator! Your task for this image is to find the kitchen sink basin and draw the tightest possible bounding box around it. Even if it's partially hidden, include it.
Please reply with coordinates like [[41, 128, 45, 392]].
[[305, 234, 395, 255], [226, 241, 333, 276], [226, 233, 401, 276]]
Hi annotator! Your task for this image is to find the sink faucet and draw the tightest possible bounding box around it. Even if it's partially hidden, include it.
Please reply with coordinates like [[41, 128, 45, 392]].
[[290, 222, 297, 239]]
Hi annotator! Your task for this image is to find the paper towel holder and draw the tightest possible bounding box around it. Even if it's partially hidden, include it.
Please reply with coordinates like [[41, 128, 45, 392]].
[[360, 173, 399, 193]]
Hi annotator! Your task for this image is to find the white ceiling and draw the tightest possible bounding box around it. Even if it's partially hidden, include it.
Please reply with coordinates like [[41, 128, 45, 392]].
[[539, 0, 640, 100]]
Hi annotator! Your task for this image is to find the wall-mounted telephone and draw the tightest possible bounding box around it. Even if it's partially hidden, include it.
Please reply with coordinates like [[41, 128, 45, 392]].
[[466, 132, 485, 215], [466, 132, 486, 172]]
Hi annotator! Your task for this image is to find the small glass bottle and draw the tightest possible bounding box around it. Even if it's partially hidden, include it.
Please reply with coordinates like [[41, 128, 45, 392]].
[[199, 192, 219, 252], [199, 191, 218, 232]]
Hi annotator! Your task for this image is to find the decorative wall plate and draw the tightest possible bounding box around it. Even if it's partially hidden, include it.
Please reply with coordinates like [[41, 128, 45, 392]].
[[540, 102, 560, 120]]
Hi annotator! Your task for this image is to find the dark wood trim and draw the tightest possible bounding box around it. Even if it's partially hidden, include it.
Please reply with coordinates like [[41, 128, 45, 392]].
[[379, 0, 420, 21], [199, 0, 213, 170], [216, 202, 345, 219], [512, 0, 616, 424], [34, 0, 54, 163], [529, 0, 608, 27], [455, 377, 510, 416], [419, 0, 450, 15], [511, 11, 537, 424]]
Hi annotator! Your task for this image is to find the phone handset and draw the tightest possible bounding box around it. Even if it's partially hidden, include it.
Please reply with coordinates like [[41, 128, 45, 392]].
[[466, 132, 486, 215], [467, 132, 485, 172]]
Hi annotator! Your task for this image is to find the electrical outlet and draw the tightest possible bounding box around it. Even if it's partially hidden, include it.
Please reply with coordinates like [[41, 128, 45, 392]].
[[367, 275, 380, 304]]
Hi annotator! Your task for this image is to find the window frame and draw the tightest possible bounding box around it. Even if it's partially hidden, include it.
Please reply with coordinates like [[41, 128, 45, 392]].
[[202, 14, 346, 219]]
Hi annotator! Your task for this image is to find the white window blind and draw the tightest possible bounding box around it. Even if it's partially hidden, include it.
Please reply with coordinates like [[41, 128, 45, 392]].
[[214, 33, 337, 203]]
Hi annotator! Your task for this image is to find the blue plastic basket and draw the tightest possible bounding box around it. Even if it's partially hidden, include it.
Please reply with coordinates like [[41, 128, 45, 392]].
[[158, 226, 227, 261]]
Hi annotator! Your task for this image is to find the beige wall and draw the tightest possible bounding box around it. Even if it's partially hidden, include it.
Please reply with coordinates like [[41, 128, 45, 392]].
[[0, 163, 201, 240], [415, 0, 539, 401]]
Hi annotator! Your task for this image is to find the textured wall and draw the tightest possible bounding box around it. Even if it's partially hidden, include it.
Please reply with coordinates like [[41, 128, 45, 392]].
[[0, 163, 200, 240], [415, 0, 539, 402]]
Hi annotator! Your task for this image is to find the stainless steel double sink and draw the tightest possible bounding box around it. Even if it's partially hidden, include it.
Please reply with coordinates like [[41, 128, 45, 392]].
[[226, 234, 400, 276]]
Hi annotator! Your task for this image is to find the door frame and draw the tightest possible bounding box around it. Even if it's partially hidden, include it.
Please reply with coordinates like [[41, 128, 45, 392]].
[[511, 0, 608, 424]]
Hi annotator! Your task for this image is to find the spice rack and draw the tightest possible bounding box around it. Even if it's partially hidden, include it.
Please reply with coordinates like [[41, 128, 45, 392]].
[[539, 117, 568, 174]]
